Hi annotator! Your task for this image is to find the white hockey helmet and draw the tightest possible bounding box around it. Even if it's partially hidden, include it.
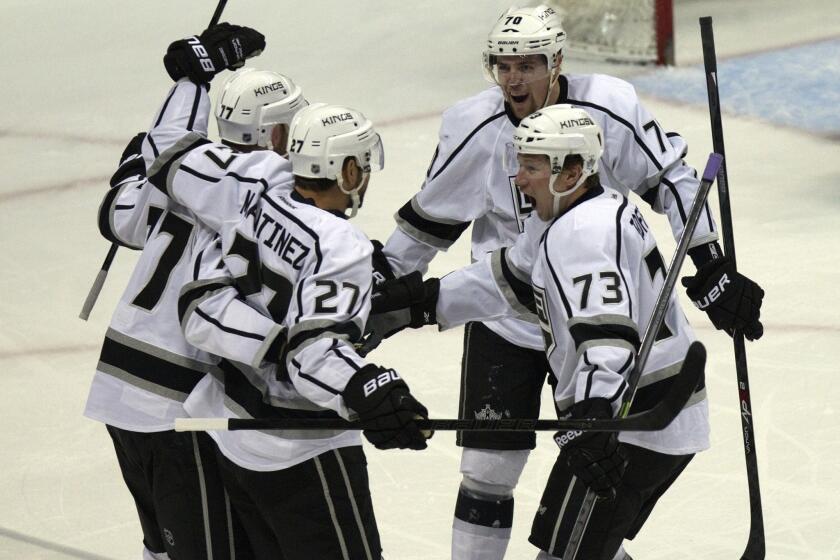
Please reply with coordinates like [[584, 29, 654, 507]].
[[215, 68, 307, 149], [286, 103, 384, 218], [483, 5, 566, 86], [506, 104, 603, 214]]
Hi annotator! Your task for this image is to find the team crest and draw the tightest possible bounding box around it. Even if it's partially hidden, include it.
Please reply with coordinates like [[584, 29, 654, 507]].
[[508, 176, 533, 233]]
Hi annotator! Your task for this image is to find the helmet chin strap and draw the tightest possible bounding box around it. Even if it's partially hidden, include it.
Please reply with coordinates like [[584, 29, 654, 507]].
[[549, 172, 587, 217], [541, 60, 562, 109], [337, 171, 366, 219]]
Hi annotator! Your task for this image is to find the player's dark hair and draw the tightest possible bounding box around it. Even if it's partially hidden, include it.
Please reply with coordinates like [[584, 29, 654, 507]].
[[294, 176, 337, 191]]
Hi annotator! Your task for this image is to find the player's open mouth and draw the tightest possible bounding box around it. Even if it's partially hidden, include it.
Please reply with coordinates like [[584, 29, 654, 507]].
[[524, 194, 536, 207], [510, 93, 528, 103]]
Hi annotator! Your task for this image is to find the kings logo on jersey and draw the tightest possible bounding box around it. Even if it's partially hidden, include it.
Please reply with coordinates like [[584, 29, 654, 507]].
[[532, 284, 555, 355], [508, 176, 534, 233]]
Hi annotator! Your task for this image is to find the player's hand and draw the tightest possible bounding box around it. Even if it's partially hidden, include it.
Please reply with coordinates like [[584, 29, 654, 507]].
[[163, 23, 265, 84], [554, 398, 627, 499], [110, 132, 147, 187], [357, 272, 439, 356], [370, 240, 396, 286], [682, 257, 764, 340], [342, 365, 432, 450]]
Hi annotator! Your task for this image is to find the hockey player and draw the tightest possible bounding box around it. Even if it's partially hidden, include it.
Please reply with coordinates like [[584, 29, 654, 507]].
[[144, 98, 431, 559], [377, 105, 711, 559], [376, 5, 762, 559], [83, 23, 301, 560]]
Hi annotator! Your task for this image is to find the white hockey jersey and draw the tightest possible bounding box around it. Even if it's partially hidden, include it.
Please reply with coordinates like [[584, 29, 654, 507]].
[[440, 187, 709, 455], [84, 81, 220, 432], [385, 75, 720, 350], [171, 185, 373, 470], [146, 101, 383, 468]]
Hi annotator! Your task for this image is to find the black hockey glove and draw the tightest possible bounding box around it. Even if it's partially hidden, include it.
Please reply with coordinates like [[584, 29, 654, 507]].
[[681, 257, 764, 340], [342, 364, 431, 450], [109, 132, 147, 187], [357, 272, 439, 356], [370, 240, 396, 286], [163, 23, 265, 84], [555, 398, 628, 500]]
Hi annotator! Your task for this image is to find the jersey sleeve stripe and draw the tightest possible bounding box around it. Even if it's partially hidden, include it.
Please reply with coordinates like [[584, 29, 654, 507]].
[[568, 321, 640, 353], [147, 133, 160, 158], [394, 199, 470, 250], [148, 133, 212, 196], [153, 85, 178, 127], [286, 323, 363, 361], [221, 360, 344, 420], [330, 341, 363, 372], [194, 307, 265, 341], [97, 183, 143, 250], [542, 235, 574, 318], [661, 177, 687, 223], [492, 248, 536, 314], [289, 359, 341, 395], [614, 197, 634, 317], [186, 84, 203, 131], [178, 279, 234, 325], [429, 111, 506, 181]]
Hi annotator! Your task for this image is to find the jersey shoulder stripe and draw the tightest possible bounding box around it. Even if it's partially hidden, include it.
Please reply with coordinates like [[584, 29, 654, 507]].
[[431, 110, 506, 181]]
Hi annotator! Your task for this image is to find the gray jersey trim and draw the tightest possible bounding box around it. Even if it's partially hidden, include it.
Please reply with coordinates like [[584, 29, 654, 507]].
[[333, 450, 374, 560], [409, 197, 466, 225], [567, 314, 639, 332], [97, 361, 189, 402], [251, 323, 286, 370], [106, 327, 213, 372], [314, 456, 351, 560], [191, 432, 215, 560], [491, 250, 534, 317], [179, 279, 235, 334], [147, 132, 205, 181], [394, 213, 453, 251], [576, 338, 637, 362]]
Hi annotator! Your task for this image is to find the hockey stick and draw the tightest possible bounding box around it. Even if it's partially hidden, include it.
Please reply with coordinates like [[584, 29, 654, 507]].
[[700, 16, 765, 560], [78, 0, 229, 321], [78, 244, 119, 320], [176, 352, 701, 432], [562, 152, 722, 560]]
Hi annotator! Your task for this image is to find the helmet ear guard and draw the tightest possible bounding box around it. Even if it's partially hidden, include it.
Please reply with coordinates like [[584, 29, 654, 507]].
[[215, 68, 308, 149]]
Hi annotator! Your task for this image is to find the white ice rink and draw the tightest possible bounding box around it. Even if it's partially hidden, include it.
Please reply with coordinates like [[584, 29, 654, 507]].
[[2, 1, 840, 558]]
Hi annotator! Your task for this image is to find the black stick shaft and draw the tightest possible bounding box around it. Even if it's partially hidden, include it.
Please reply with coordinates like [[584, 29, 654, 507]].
[[80, 0, 230, 322], [209, 0, 228, 27], [700, 16, 765, 560]]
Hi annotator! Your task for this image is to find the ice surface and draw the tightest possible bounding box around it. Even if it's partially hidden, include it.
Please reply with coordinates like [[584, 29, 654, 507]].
[[1, 1, 839, 558]]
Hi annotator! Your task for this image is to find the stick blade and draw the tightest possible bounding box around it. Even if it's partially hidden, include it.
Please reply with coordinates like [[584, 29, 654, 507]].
[[622, 341, 706, 431]]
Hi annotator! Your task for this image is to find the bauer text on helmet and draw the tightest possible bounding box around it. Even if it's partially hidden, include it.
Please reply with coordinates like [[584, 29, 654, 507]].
[[484, 5, 566, 117]]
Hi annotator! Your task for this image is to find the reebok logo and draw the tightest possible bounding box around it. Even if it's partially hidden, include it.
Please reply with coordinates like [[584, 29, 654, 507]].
[[554, 430, 582, 450], [694, 273, 730, 309], [363, 369, 401, 397], [186, 36, 215, 73]]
